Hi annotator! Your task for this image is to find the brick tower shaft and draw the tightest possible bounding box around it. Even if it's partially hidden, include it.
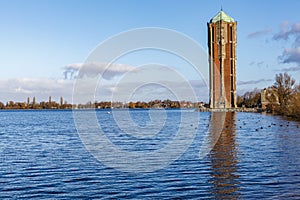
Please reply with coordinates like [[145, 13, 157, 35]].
[[208, 10, 237, 109]]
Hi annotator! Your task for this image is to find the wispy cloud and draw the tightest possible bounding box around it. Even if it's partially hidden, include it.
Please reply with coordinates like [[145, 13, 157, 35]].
[[256, 61, 264, 67], [249, 61, 265, 68], [63, 62, 136, 80], [0, 61, 211, 104], [0, 77, 209, 104], [249, 61, 255, 66], [276, 66, 300, 72], [273, 21, 300, 65], [96, 80, 208, 102], [237, 79, 273, 86], [273, 21, 300, 44], [247, 28, 272, 39], [279, 48, 300, 64], [0, 78, 74, 103]]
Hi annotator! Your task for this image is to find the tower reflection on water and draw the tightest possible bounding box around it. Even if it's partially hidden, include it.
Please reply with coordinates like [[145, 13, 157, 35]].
[[208, 112, 240, 199]]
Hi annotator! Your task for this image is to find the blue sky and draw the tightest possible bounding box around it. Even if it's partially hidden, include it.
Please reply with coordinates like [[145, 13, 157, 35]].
[[1, 0, 300, 103]]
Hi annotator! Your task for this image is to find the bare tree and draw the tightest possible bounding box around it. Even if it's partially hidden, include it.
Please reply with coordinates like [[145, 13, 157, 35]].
[[273, 73, 296, 114], [237, 88, 261, 108]]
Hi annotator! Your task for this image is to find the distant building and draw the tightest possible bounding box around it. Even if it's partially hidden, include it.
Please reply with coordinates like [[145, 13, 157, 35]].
[[261, 88, 279, 110], [27, 97, 30, 107], [208, 10, 237, 109]]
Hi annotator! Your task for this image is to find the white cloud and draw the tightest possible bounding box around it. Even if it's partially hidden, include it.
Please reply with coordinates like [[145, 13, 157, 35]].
[[273, 21, 300, 43], [95, 80, 208, 103], [237, 78, 273, 86], [273, 21, 300, 65], [247, 28, 272, 39], [0, 62, 209, 104], [63, 62, 136, 80], [0, 77, 208, 104], [279, 48, 300, 64], [0, 78, 74, 103]]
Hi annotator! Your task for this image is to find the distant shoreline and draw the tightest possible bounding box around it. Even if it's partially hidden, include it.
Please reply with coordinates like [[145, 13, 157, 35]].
[[0, 107, 260, 112], [0, 99, 204, 110], [2, 107, 298, 121]]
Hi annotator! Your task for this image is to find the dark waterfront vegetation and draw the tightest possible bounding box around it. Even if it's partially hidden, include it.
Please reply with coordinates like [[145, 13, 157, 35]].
[[238, 73, 300, 120]]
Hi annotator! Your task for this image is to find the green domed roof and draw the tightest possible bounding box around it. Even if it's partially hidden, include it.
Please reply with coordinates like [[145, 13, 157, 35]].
[[211, 10, 235, 23]]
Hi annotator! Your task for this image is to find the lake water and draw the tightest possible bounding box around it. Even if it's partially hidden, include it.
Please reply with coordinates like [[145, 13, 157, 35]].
[[0, 109, 300, 199]]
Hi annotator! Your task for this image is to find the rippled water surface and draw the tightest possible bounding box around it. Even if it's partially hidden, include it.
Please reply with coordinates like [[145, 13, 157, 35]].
[[1, 109, 300, 199]]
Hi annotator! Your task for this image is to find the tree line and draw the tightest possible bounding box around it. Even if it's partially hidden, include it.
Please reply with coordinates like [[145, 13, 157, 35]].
[[0, 98, 204, 110], [75, 100, 202, 109], [0, 96, 72, 110], [237, 73, 300, 119]]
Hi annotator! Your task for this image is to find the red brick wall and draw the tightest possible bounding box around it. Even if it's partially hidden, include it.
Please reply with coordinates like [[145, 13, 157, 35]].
[[208, 21, 236, 108]]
